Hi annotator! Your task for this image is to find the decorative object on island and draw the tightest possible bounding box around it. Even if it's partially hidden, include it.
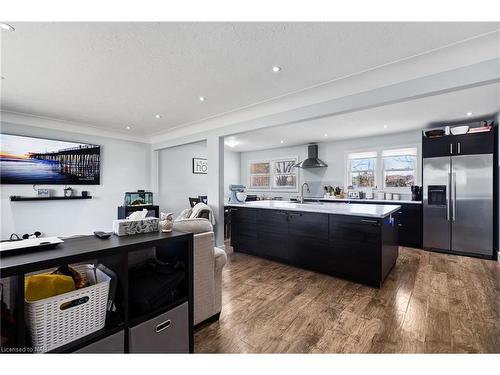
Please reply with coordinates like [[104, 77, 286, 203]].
[[228, 184, 247, 203], [64, 186, 73, 197], [0, 133, 100, 185], [124, 190, 153, 206], [159, 212, 174, 232], [192, 158, 207, 174]]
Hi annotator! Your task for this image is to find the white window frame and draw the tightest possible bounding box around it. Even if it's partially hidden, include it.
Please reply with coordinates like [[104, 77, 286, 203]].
[[346, 151, 378, 189], [247, 156, 299, 192], [382, 148, 418, 191], [344, 145, 420, 192]]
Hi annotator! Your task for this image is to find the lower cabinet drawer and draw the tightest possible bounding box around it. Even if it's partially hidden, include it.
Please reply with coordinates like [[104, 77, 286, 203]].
[[74, 330, 125, 353], [129, 302, 189, 353]]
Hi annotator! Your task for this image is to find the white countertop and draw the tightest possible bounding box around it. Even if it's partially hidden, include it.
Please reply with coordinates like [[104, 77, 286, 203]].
[[227, 200, 400, 218], [309, 197, 422, 205]]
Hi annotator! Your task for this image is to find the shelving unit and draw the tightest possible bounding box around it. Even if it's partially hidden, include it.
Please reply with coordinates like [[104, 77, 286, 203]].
[[0, 231, 193, 353], [10, 196, 92, 201]]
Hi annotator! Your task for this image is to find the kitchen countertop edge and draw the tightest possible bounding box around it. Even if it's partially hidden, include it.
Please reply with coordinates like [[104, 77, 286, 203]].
[[226, 201, 401, 218]]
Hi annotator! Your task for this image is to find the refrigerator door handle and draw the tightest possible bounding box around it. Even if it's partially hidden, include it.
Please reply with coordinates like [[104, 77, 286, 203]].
[[452, 172, 457, 222], [447, 172, 451, 221]]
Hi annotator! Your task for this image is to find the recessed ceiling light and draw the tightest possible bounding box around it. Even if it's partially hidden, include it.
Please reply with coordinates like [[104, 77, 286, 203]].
[[0, 23, 15, 32], [272, 66, 282, 73], [280, 140, 284, 144], [225, 139, 239, 148], [126, 125, 131, 130], [466, 112, 473, 117], [199, 96, 206, 102], [324, 133, 328, 137], [155, 114, 162, 119], [383, 124, 388, 129]]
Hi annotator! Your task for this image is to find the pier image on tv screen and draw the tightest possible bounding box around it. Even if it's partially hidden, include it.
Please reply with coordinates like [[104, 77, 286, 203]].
[[0, 134, 100, 185]]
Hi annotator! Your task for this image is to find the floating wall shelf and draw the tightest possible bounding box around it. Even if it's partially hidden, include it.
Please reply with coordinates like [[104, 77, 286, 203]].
[[10, 196, 93, 202]]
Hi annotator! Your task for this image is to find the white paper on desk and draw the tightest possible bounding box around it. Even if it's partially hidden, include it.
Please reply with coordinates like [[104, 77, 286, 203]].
[[0, 237, 64, 252]]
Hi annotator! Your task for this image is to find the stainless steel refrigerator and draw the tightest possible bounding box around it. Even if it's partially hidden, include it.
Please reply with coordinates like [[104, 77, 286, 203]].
[[423, 153, 493, 257]]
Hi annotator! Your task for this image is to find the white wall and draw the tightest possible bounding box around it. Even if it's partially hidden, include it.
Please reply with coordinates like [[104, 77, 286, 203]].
[[0, 122, 151, 239], [158, 140, 207, 217], [223, 149, 241, 200], [240, 130, 422, 200]]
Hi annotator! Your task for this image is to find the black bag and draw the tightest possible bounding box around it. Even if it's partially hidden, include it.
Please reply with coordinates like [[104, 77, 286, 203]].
[[129, 258, 185, 315]]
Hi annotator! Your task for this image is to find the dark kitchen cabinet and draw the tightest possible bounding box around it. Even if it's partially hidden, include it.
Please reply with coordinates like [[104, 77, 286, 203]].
[[394, 204, 422, 249], [453, 131, 494, 155], [287, 212, 330, 272], [256, 209, 289, 261], [229, 207, 256, 254], [422, 135, 454, 158], [323, 200, 422, 249], [228, 206, 399, 287], [329, 215, 382, 283], [422, 129, 495, 158]]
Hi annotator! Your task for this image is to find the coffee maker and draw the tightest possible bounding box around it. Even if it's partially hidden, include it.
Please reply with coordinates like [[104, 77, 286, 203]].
[[411, 185, 422, 201]]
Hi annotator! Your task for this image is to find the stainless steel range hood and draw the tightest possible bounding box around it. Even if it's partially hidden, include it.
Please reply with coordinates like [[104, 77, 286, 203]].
[[293, 143, 328, 168]]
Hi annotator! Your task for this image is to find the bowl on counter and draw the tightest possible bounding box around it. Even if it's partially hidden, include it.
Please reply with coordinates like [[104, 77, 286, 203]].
[[450, 125, 469, 135]]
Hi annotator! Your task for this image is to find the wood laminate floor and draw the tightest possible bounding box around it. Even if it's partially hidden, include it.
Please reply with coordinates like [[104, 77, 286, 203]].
[[194, 247, 500, 353]]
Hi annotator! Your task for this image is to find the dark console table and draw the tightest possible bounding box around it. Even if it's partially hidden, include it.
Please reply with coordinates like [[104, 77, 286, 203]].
[[0, 231, 193, 353]]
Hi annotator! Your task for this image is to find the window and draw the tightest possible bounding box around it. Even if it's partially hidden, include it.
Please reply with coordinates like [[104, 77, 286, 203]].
[[347, 151, 377, 188], [382, 148, 417, 188], [248, 157, 298, 191]]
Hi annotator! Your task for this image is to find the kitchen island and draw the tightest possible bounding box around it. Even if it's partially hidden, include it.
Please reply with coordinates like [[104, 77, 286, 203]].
[[227, 200, 400, 287]]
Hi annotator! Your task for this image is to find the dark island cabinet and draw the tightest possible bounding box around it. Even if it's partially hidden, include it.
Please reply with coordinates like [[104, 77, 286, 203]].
[[318, 200, 422, 249], [287, 212, 330, 272], [256, 209, 289, 260], [229, 207, 257, 255], [229, 206, 399, 287]]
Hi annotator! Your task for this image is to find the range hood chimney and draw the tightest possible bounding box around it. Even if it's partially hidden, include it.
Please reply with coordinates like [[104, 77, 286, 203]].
[[293, 143, 328, 169]]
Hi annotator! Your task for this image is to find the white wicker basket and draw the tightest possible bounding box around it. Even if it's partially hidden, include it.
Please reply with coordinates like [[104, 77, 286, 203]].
[[25, 264, 111, 353]]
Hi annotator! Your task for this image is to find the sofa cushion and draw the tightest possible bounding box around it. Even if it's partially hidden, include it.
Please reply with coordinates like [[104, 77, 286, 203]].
[[173, 218, 213, 234]]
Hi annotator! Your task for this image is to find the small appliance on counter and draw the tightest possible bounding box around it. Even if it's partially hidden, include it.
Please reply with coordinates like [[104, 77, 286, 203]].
[[411, 186, 422, 201], [228, 184, 247, 203], [347, 191, 365, 199]]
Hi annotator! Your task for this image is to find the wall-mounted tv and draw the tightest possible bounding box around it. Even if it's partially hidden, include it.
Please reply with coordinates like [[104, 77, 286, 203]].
[[0, 134, 101, 185]]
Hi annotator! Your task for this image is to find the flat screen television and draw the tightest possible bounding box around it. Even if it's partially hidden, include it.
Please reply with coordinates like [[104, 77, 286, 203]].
[[0, 134, 101, 185]]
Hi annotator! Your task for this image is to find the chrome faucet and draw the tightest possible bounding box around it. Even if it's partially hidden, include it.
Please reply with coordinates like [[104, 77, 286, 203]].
[[298, 182, 310, 204]]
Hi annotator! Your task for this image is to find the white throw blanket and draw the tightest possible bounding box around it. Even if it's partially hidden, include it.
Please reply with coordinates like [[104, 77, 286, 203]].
[[189, 203, 216, 225]]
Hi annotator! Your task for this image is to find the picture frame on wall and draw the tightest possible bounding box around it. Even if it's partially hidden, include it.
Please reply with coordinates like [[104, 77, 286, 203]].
[[192, 158, 208, 174], [247, 156, 298, 191]]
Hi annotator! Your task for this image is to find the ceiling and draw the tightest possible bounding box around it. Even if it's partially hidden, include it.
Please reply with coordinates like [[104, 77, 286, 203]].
[[1, 22, 500, 136], [224, 83, 500, 152]]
